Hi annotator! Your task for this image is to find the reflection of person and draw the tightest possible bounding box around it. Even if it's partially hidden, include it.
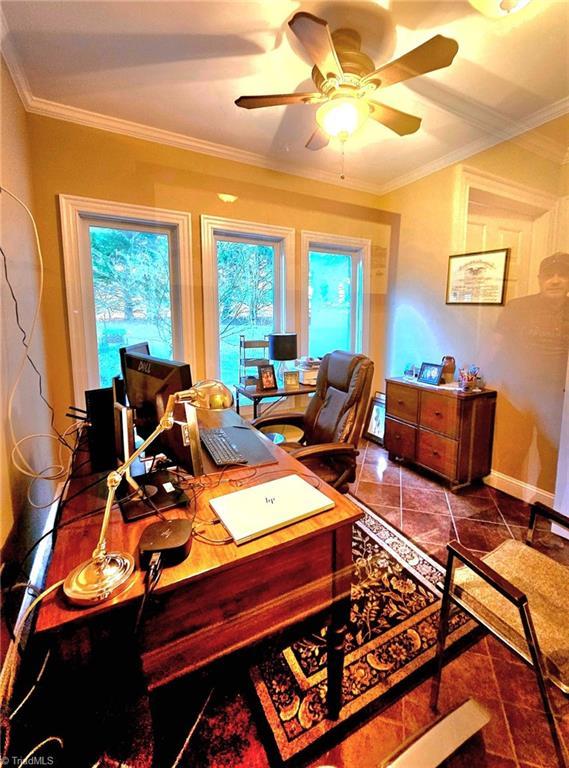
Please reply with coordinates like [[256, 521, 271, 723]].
[[490, 252, 569, 489]]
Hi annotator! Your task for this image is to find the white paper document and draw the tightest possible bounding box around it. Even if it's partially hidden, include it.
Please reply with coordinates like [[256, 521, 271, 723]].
[[209, 473, 335, 545]]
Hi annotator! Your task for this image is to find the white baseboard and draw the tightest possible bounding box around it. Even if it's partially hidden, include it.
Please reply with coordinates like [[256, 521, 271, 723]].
[[484, 470, 555, 506]]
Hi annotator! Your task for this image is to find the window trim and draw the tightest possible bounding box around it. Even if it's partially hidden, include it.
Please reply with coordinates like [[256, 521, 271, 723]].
[[200, 215, 295, 379], [300, 230, 371, 357], [59, 195, 195, 407]]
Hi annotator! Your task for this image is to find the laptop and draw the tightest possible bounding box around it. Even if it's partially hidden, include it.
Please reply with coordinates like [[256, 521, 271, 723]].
[[209, 474, 335, 545]]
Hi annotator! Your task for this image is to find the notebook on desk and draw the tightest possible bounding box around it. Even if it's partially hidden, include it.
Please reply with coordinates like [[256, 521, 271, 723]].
[[209, 474, 335, 545]]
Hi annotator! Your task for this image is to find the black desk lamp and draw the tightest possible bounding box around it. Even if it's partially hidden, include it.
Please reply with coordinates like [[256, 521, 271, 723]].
[[268, 333, 297, 381]]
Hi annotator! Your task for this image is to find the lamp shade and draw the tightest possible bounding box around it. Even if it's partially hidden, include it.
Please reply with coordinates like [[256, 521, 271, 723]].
[[268, 333, 297, 361], [187, 379, 234, 410]]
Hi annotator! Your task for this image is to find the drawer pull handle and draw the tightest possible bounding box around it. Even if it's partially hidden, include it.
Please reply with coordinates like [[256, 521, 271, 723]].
[[397, 399, 404, 405], [394, 434, 401, 440], [434, 410, 442, 416], [433, 450, 440, 456]]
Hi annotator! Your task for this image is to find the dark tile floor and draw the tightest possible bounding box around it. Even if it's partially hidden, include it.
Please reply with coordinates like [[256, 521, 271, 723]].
[[306, 440, 569, 768]]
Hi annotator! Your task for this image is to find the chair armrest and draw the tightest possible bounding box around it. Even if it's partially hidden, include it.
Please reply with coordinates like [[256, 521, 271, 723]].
[[447, 540, 527, 608], [250, 412, 306, 432], [290, 442, 358, 461], [530, 502, 569, 532]]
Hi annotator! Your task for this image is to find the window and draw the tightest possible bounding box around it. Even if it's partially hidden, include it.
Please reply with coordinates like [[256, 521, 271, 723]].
[[216, 238, 276, 386], [89, 224, 174, 386], [201, 216, 295, 386], [301, 232, 370, 358], [60, 196, 195, 405]]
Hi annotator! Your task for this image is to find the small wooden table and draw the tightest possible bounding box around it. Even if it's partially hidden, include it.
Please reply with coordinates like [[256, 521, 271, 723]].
[[234, 382, 316, 419], [36, 409, 362, 720]]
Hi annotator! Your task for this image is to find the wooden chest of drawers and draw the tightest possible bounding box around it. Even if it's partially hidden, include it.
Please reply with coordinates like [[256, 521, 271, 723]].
[[384, 377, 496, 489]]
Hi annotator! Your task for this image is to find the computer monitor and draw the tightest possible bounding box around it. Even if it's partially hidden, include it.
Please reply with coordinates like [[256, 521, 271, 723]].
[[120, 351, 193, 521], [119, 341, 150, 384], [123, 350, 192, 461]]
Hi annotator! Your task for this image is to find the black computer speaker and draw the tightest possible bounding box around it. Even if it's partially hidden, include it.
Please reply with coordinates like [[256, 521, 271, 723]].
[[85, 386, 117, 471]]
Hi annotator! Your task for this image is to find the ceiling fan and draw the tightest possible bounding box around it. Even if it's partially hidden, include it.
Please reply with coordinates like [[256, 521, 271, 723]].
[[235, 12, 459, 150]]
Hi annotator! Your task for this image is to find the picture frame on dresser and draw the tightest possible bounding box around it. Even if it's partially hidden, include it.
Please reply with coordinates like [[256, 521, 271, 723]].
[[364, 392, 386, 445], [417, 362, 444, 386]]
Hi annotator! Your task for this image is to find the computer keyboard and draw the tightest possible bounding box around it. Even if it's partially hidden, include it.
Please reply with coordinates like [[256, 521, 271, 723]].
[[200, 428, 248, 466]]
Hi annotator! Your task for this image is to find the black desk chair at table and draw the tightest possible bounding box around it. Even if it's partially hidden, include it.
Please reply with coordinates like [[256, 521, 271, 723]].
[[252, 350, 374, 494]]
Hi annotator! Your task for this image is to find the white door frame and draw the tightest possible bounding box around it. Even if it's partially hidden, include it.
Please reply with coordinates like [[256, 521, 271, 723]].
[[452, 167, 564, 503], [553, 193, 569, 533]]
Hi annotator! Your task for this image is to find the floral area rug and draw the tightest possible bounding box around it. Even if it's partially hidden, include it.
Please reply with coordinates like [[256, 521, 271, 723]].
[[249, 498, 476, 762]]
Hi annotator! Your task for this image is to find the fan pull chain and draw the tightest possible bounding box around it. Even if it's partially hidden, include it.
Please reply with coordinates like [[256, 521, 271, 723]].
[[340, 139, 346, 181]]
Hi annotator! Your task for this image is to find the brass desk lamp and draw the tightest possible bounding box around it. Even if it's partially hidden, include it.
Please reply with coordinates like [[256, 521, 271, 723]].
[[63, 380, 233, 606]]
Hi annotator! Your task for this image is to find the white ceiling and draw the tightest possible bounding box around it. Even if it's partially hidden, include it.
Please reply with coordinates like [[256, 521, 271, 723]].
[[2, 0, 569, 194]]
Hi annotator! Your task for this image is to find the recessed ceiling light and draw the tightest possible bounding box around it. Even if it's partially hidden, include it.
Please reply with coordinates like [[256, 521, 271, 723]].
[[469, 0, 533, 17], [499, 0, 533, 12], [217, 193, 238, 203]]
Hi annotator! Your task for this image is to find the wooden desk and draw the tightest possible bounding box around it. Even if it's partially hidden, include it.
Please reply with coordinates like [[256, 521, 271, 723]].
[[36, 409, 362, 718], [234, 382, 316, 419]]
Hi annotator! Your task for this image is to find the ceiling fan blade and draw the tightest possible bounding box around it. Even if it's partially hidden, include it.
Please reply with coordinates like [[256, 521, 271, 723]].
[[362, 35, 459, 89], [369, 101, 422, 136], [305, 126, 329, 151], [235, 93, 322, 109], [288, 12, 343, 81]]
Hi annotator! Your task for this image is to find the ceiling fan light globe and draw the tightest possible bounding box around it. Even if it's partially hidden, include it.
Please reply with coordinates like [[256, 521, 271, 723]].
[[316, 98, 369, 138]]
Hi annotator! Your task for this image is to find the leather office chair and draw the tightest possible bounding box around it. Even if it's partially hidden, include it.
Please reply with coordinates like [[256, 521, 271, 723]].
[[431, 502, 569, 767], [252, 350, 374, 493]]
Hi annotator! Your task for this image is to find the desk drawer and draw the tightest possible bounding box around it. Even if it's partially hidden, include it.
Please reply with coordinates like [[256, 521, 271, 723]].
[[385, 417, 416, 460], [419, 392, 459, 438], [386, 382, 419, 424], [417, 429, 457, 478]]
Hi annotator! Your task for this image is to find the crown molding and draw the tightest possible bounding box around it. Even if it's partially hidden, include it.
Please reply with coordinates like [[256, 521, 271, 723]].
[[377, 97, 569, 196], [2, 28, 568, 199], [0, 8, 34, 109], [513, 131, 568, 164], [22, 93, 387, 197]]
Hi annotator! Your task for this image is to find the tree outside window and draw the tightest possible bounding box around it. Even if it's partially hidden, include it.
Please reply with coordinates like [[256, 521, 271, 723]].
[[89, 226, 173, 385], [216, 239, 275, 385]]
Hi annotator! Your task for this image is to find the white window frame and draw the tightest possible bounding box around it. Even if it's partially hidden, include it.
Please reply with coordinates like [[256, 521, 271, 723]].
[[59, 195, 195, 407], [200, 215, 295, 379], [300, 231, 371, 357]]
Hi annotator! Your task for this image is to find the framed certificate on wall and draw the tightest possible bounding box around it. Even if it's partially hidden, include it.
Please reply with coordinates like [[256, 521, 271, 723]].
[[446, 248, 509, 305]]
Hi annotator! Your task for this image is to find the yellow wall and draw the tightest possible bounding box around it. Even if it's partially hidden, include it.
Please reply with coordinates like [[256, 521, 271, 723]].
[[380, 115, 569, 494], [1, 60, 55, 545], [26, 114, 397, 440]]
